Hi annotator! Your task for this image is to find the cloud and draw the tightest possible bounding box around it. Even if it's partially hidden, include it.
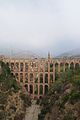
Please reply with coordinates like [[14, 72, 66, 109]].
[[0, 0, 80, 55]]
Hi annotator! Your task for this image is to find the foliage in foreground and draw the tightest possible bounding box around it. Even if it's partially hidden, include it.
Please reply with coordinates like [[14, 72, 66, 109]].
[[38, 69, 80, 120], [0, 61, 31, 120]]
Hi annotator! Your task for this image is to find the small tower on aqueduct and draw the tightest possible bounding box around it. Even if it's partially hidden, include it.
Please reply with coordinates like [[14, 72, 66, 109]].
[[48, 52, 50, 59]]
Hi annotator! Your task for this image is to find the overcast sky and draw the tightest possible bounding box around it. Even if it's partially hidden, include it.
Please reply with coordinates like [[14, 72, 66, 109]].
[[0, 0, 80, 56]]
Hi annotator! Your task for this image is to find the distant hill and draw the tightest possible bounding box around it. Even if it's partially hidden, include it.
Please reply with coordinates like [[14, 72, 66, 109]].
[[11, 50, 40, 59], [0, 49, 40, 58], [1, 48, 80, 58], [57, 48, 80, 58]]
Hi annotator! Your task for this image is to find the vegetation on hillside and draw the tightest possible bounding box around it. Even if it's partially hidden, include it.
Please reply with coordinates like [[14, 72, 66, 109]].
[[38, 68, 80, 120], [0, 61, 31, 120]]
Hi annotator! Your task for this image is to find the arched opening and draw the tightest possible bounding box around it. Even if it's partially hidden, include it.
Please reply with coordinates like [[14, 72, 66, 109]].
[[35, 73, 38, 83], [45, 74, 48, 83], [6, 62, 9, 66], [25, 73, 28, 83], [55, 63, 58, 72], [25, 84, 28, 92], [34, 85, 38, 95], [45, 85, 48, 95], [11, 73, 14, 76], [30, 85, 33, 94], [15, 62, 19, 71], [60, 63, 64, 72], [39, 85, 43, 95], [15, 73, 19, 80], [75, 63, 79, 71], [11, 63, 14, 71], [75, 63, 80, 75], [20, 73, 23, 82], [20, 63, 23, 72], [40, 74, 43, 83], [65, 63, 69, 71], [45, 62, 48, 72], [40, 63, 43, 72], [55, 63, 59, 81], [50, 74, 53, 83], [30, 73, 33, 82], [25, 63, 28, 72], [70, 62, 74, 70], [39, 96, 43, 99], [50, 63, 53, 72]]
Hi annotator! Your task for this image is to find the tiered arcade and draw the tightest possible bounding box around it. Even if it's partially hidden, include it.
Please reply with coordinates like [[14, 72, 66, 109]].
[[1, 54, 80, 99]]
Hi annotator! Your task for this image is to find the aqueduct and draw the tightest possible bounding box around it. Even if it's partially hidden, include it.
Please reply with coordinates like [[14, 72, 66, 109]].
[[0, 54, 80, 98]]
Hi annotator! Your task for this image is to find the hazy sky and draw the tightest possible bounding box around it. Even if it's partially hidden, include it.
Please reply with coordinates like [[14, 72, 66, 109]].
[[0, 0, 80, 56]]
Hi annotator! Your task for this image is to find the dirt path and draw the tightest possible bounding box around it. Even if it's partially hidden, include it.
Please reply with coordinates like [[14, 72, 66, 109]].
[[24, 100, 41, 120]]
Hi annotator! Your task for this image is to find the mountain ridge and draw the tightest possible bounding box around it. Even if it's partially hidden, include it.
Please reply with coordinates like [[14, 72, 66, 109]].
[[57, 48, 80, 58]]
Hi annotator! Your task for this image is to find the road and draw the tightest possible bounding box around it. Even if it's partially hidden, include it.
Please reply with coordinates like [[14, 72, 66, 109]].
[[24, 100, 41, 120]]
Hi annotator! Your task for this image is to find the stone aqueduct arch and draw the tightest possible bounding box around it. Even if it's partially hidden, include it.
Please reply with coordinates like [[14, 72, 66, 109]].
[[54, 59, 80, 72], [1, 56, 80, 99]]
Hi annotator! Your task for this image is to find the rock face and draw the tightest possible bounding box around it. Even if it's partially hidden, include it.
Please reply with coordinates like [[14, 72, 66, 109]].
[[25, 100, 41, 120]]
